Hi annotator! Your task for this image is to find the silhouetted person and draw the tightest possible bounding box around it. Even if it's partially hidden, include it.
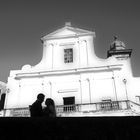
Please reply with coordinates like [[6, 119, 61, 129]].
[[43, 98, 56, 118], [30, 93, 45, 117]]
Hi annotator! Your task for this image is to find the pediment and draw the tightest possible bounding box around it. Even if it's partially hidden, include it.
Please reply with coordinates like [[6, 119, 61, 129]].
[[47, 28, 77, 37], [41, 25, 95, 40]]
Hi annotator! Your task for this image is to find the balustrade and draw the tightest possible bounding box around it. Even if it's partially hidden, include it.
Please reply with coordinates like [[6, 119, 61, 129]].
[[2, 100, 132, 117]]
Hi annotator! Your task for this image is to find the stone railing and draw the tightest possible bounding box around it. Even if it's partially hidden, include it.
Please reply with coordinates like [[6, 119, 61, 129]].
[[3, 107, 30, 117], [2, 100, 134, 117], [56, 100, 130, 115]]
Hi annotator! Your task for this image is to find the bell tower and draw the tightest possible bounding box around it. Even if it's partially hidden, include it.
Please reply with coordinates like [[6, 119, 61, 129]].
[[107, 36, 132, 60]]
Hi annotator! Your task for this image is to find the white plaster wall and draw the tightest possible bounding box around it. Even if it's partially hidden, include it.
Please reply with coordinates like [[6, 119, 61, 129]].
[[51, 81, 80, 106], [5, 26, 140, 110], [52, 38, 79, 69], [34, 35, 98, 70], [5, 77, 20, 108], [5, 65, 140, 109], [17, 78, 44, 108]]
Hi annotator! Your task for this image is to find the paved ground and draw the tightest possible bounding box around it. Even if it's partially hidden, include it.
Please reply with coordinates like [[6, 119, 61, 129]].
[[0, 117, 139, 139]]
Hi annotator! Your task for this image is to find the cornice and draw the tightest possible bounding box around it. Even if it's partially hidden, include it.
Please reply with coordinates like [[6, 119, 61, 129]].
[[14, 64, 123, 79], [41, 32, 95, 41]]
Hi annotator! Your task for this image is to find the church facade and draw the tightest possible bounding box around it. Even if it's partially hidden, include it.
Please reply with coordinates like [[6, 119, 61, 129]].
[[4, 23, 140, 116]]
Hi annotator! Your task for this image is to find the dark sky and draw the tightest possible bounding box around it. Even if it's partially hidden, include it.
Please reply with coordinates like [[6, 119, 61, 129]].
[[0, 0, 140, 82]]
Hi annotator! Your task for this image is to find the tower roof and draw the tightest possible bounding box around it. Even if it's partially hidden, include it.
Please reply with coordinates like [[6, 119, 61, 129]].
[[41, 22, 95, 41], [107, 36, 132, 58], [110, 36, 126, 50]]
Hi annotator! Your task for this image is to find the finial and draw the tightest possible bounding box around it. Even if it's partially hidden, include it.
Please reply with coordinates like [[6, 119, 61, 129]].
[[114, 36, 118, 41], [65, 22, 71, 27]]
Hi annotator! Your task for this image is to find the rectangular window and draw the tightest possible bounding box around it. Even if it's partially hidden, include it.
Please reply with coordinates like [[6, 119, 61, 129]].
[[64, 48, 73, 63], [63, 97, 75, 112]]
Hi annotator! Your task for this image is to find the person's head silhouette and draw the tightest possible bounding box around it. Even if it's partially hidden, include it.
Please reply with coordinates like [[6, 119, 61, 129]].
[[37, 93, 45, 103], [45, 98, 55, 107]]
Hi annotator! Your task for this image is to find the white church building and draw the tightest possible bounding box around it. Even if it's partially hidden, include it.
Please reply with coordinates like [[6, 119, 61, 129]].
[[3, 22, 140, 116]]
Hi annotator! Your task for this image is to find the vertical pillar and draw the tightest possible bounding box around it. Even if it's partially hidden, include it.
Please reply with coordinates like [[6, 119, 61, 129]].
[[18, 80, 21, 107], [112, 76, 118, 101], [49, 82, 52, 98], [79, 80, 82, 104], [87, 78, 92, 104], [41, 77, 44, 93], [84, 40, 89, 66], [123, 79, 130, 109], [77, 39, 81, 67], [51, 44, 54, 69], [109, 66, 118, 102]]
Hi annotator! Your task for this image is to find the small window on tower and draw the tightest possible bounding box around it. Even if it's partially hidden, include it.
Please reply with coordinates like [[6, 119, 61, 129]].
[[64, 48, 73, 63]]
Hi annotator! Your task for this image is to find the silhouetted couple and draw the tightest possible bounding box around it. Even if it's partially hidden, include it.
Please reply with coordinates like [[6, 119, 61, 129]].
[[30, 93, 56, 117]]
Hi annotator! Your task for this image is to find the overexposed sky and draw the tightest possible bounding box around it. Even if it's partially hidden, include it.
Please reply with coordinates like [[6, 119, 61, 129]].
[[0, 0, 140, 82]]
